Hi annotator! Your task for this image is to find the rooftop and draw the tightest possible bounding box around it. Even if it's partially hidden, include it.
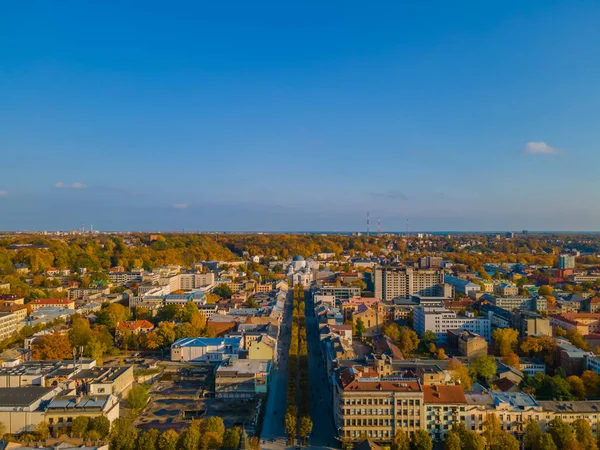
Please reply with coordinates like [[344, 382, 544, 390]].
[[0, 387, 54, 407], [423, 385, 467, 404]]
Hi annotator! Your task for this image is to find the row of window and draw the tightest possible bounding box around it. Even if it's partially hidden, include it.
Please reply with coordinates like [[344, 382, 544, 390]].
[[342, 398, 421, 406], [344, 409, 418, 416]]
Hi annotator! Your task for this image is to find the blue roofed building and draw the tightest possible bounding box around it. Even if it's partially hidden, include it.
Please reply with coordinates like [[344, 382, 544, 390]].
[[170, 337, 242, 363], [444, 276, 481, 295]]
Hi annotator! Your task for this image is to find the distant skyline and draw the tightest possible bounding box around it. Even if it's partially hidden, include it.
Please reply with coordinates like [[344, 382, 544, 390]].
[[2, 1, 600, 231]]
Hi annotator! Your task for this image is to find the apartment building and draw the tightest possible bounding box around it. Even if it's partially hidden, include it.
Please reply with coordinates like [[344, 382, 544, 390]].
[[28, 298, 75, 311], [423, 385, 467, 442], [549, 313, 600, 335], [493, 283, 519, 297], [559, 254, 576, 269], [316, 285, 362, 305], [375, 268, 444, 301], [0, 312, 18, 341], [334, 374, 424, 443], [491, 296, 541, 311], [179, 272, 215, 290], [413, 306, 491, 343], [511, 311, 551, 337]]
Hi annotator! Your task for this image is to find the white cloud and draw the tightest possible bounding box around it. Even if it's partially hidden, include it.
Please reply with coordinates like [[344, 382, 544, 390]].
[[522, 141, 560, 155], [54, 182, 87, 189], [172, 203, 188, 209], [0, 191, 7, 198]]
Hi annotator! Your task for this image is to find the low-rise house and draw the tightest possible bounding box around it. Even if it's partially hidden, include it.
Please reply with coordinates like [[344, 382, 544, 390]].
[[447, 330, 488, 359], [28, 298, 75, 311], [72, 366, 134, 398], [247, 334, 277, 360], [116, 320, 154, 336]]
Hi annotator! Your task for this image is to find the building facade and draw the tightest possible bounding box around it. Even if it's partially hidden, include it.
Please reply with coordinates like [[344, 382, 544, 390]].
[[375, 268, 444, 301]]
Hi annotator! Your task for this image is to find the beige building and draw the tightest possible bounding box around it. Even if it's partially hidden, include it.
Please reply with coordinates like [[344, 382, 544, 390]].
[[0, 312, 18, 341], [374, 267, 444, 301], [0, 294, 24, 305], [247, 335, 277, 360], [45, 395, 120, 431], [215, 359, 270, 400], [0, 386, 60, 433], [423, 385, 467, 442], [28, 298, 75, 311], [334, 372, 424, 443]]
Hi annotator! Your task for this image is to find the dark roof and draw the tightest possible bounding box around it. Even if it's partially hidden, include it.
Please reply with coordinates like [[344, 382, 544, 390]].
[[0, 387, 53, 407], [354, 439, 384, 450]]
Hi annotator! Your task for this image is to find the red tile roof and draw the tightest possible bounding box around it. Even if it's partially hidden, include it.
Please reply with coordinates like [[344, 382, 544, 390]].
[[422, 385, 467, 404]]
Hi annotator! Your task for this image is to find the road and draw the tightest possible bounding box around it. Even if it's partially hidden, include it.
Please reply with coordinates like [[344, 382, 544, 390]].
[[260, 289, 293, 447], [260, 288, 339, 450], [305, 289, 339, 449]]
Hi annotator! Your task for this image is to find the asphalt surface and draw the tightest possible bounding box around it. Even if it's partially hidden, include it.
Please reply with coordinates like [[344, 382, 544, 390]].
[[259, 289, 339, 450]]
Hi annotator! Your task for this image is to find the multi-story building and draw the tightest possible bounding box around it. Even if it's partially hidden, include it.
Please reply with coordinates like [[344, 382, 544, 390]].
[[419, 257, 443, 269], [0, 311, 18, 340], [334, 373, 424, 443], [215, 359, 270, 400], [170, 337, 242, 363], [447, 330, 488, 359], [554, 339, 594, 376], [559, 254, 576, 270], [423, 385, 467, 442], [179, 272, 215, 290], [316, 285, 361, 306], [443, 276, 481, 296], [375, 268, 444, 301], [0, 294, 25, 305], [511, 311, 551, 337], [413, 306, 491, 343], [519, 358, 546, 377], [494, 284, 519, 297], [549, 313, 600, 335], [0, 386, 61, 433], [45, 395, 120, 431]]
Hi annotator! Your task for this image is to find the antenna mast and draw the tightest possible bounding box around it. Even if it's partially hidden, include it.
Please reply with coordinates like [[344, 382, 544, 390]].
[[366, 212, 370, 235]]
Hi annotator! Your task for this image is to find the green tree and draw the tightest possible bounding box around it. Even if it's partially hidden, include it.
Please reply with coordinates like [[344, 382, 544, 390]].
[[70, 416, 89, 438], [96, 303, 130, 330], [573, 418, 597, 450], [523, 419, 542, 450], [355, 317, 366, 338], [537, 434, 557, 450], [213, 284, 233, 299], [178, 426, 201, 450], [490, 432, 519, 450], [410, 429, 432, 450], [158, 429, 179, 450], [391, 431, 410, 450], [538, 285, 553, 296], [482, 414, 502, 448], [89, 416, 110, 439], [582, 370, 600, 397], [548, 417, 575, 449], [469, 354, 497, 381], [443, 431, 461, 450], [128, 384, 150, 411], [222, 428, 241, 450], [181, 301, 200, 322], [567, 375, 586, 400], [137, 429, 160, 450], [421, 330, 438, 347], [84, 430, 101, 441], [156, 304, 181, 322], [449, 359, 472, 390], [108, 418, 138, 450], [87, 336, 107, 365], [204, 416, 225, 442]]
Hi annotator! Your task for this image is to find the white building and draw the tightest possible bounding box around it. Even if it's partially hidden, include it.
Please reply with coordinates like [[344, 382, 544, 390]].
[[413, 306, 491, 344], [170, 337, 242, 363], [375, 267, 444, 301]]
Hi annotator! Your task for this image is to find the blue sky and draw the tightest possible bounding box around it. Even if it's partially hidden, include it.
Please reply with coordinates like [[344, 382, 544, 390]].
[[1, 1, 600, 231]]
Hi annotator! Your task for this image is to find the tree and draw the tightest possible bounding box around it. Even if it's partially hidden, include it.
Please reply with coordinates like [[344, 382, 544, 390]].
[[108, 418, 138, 450], [156, 304, 181, 323], [469, 354, 497, 382], [397, 327, 420, 358], [355, 317, 366, 338], [421, 330, 438, 347], [567, 375, 586, 400], [138, 429, 160, 450], [141, 330, 162, 350], [31, 333, 72, 360], [382, 322, 401, 340], [204, 416, 225, 441], [490, 432, 519, 450], [537, 434, 557, 450], [89, 416, 110, 439], [548, 417, 575, 449], [392, 431, 410, 450], [96, 303, 129, 330], [538, 285, 553, 296], [222, 428, 241, 450], [36, 421, 50, 440], [284, 412, 296, 438], [246, 298, 258, 308], [449, 359, 472, 390], [436, 348, 446, 360], [502, 352, 520, 369], [482, 414, 502, 448], [582, 370, 600, 397], [178, 426, 201, 450], [84, 430, 101, 441], [87, 336, 107, 365], [128, 384, 150, 411], [443, 431, 461, 450], [69, 317, 93, 348], [158, 429, 179, 450], [410, 429, 432, 450], [182, 301, 200, 322], [523, 419, 542, 450], [573, 418, 597, 450], [298, 416, 313, 443], [492, 328, 519, 357], [157, 321, 177, 346], [213, 284, 233, 299], [70, 416, 89, 438]]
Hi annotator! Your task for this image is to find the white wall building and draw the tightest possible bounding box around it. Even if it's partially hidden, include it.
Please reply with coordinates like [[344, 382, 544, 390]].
[[413, 306, 491, 344]]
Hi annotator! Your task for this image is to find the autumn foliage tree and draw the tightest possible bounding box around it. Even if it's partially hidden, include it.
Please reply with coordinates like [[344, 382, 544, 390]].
[[31, 333, 72, 360]]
